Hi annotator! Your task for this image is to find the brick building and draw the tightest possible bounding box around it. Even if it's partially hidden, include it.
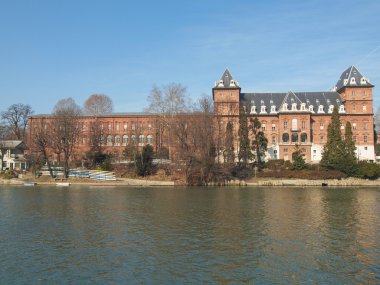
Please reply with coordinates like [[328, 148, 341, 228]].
[[213, 66, 375, 162], [28, 65, 375, 164]]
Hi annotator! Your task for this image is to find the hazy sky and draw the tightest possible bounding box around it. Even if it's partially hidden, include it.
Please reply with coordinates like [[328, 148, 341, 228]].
[[1, 0, 380, 114]]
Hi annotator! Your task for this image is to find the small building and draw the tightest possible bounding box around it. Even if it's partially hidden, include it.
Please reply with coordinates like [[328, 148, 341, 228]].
[[0, 140, 28, 170]]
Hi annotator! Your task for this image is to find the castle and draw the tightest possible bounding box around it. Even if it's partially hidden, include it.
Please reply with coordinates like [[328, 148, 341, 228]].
[[28, 65, 375, 163], [213, 66, 375, 162]]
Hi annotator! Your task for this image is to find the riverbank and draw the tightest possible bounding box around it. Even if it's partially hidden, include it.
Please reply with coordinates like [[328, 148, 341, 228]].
[[0, 177, 174, 186], [1, 176, 380, 187], [245, 177, 380, 187]]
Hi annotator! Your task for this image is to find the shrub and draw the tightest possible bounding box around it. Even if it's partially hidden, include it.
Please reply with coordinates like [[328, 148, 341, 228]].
[[231, 164, 253, 179], [356, 162, 380, 180]]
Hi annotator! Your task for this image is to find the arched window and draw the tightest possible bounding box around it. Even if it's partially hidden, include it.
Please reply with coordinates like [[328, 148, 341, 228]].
[[122, 135, 128, 146], [291, 133, 298, 143], [106, 135, 113, 146], [138, 135, 144, 146], [131, 135, 136, 145], [282, 133, 289, 143], [114, 135, 120, 146], [147, 135, 153, 145], [301, 133, 307, 143]]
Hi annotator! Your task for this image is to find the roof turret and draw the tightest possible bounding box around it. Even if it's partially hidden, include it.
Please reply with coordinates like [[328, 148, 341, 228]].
[[214, 69, 240, 88], [335, 65, 374, 91]]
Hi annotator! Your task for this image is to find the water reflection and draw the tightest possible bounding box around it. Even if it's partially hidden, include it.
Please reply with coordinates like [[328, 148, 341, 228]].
[[0, 186, 379, 284]]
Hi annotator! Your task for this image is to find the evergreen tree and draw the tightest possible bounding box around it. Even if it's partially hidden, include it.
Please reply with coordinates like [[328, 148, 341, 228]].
[[250, 117, 268, 168], [225, 121, 235, 163], [341, 121, 358, 175], [320, 106, 345, 170], [320, 106, 358, 175], [291, 145, 306, 170], [238, 104, 252, 166], [136, 145, 154, 176]]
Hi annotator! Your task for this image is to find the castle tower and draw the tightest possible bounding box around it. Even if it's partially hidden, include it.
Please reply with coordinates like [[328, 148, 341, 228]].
[[213, 69, 241, 117], [213, 69, 241, 161], [335, 65, 375, 160]]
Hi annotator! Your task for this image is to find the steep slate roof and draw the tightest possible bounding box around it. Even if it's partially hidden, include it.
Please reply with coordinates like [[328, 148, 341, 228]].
[[0, 140, 26, 149], [241, 91, 342, 113], [335, 65, 374, 91], [214, 69, 240, 88]]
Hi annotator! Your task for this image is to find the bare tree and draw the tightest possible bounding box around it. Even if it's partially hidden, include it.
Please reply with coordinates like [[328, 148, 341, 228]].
[[375, 106, 380, 132], [146, 83, 190, 160], [0, 125, 9, 170], [83, 94, 113, 115], [52, 98, 81, 178], [171, 96, 220, 185], [1, 103, 33, 140], [30, 118, 54, 178]]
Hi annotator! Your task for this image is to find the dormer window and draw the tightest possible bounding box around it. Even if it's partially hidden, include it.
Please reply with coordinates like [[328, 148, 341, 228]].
[[260, 105, 267, 114], [282, 103, 288, 111], [328, 105, 334, 113], [350, 77, 356, 84], [309, 105, 314, 112], [300, 103, 306, 111], [230, 80, 236, 87], [292, 103, 297, 111], [250, 105, 257, 114], [318, 105, 324, 113], [339, 105, 345, 113], [360, 77, 367, 85], [217, 80, 224, 87], [270, 105, 277, 113], [343, 79, 348, 85]]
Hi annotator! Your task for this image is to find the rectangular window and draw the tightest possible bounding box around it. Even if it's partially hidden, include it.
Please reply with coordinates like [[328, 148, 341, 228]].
[[272, 136, 276, 145], [272, 124, 276, 131], [108, 123, 112, 131], [116, 123, 120, 131], [284, 122, 288, 129], [320, 136, 324, 143], [262, 124, 266, 131], [302, 120, 306, 129], [353, 136, 356, 143], [364, 123, 367, 130], [124, 123, 128, 130], [284, 148, 288, 153], [132, 123, 136, 131], [353, 123, 357, 130], [320, 123, 324, 130], [363, 105, 367, 111], [364, 136, 367, 143]]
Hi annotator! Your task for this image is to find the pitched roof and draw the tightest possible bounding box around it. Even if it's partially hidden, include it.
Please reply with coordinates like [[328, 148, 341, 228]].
[[241, 91, 342, 113], [214, 69, 240, 88], [0, 140, 25, 149], [335, 65, 374, 91]]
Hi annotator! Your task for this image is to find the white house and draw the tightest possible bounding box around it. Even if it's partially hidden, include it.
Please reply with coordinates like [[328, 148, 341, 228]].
[[0, 140, 28, 171]]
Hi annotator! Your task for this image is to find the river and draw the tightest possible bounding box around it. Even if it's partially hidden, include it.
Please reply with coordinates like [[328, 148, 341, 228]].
[[0, 186, 379, 284]]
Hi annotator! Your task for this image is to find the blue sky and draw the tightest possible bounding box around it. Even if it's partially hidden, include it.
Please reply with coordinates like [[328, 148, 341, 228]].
[[1, 0, 380, 114]]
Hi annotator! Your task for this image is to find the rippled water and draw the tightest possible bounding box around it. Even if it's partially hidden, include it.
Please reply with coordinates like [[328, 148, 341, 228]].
[[0, 186, 379, 284]]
